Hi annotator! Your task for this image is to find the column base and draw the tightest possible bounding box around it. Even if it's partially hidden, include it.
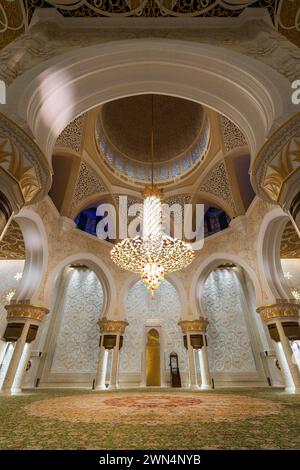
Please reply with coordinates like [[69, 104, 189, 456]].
[[189, 384, 200, 390], [108, 384, 118, 390], [94, 385, 106, 391], [284, 386, 300, 394], [200, 384, 212, 390]]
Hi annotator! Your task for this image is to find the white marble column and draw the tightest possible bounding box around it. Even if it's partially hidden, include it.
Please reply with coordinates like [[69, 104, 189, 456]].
[[1, 321, 30, 393], [199, 335, 212, 390], [275, 320, 300, 393], [94, 336, 108, 390], [11, 342, 32, 393], [109, 334, 120, 390], [187, 333, 197, 389]]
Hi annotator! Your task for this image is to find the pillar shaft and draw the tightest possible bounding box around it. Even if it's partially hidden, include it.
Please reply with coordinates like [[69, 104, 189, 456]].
[[275, 320, 300, 392], [95, 336, 108, 390], [110, 334, 120, 389], [187, 333, 197, 389], [199, 336, 212, 390], [1, 322, 30, 393]]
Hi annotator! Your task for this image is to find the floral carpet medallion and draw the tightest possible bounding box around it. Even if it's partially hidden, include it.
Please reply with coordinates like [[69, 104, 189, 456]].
[[24, 392, 282, 426]]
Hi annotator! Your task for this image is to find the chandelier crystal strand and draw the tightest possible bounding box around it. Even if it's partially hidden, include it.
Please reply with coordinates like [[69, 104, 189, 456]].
[[110, 95, 194, 293]]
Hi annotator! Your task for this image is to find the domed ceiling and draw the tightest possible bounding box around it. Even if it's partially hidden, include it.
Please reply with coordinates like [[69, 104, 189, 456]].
[[101, 95, 204, 163], [96, 94, 210, 183]]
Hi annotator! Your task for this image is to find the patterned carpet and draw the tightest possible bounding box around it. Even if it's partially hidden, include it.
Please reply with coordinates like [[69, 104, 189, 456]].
[[0, 388, 300, 449]]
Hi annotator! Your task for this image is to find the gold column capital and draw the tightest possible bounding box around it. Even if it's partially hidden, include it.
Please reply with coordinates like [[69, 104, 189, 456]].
[[178, 318, 209, 333], [98, 319, 128, 334], [5, 303, 49, 323], [257, 300, 300, 323]]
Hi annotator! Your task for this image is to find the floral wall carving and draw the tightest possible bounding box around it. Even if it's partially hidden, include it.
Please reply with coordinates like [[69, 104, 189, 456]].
[[202, 268, 257, 373], [50, 267, 104, 374], [120, 279, 187, 375]]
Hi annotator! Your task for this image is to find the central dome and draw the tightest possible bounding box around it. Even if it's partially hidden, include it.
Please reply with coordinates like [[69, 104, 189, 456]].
[[101, 95, 204, 163]]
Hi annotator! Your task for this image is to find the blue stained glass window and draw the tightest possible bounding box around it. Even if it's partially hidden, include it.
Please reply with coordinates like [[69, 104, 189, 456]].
[[106, 148, 113, 164], [125, 160, 134, 177], [99, 138, 106, 153], [160, 165, 169, 180], [192, 147, 199, 163], [136, 164, 146, 180], [172, 160, 181, 177], [182, 155, 191, 171], [115, 156, 124, 171]]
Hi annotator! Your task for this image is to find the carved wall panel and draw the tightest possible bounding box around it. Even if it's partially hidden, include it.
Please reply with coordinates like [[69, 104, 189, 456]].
[[220, 115, 247, 154], [120, 279, 187, 374], [55, 115, 85, 154], [199, 161, 236, 213], [50, 268, 104, 373], [202, 268, 257, 373], [70, 161, 107, 215]]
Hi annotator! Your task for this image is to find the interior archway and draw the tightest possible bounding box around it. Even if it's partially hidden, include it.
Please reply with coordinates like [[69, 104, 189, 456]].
[[6, 39, 292, 163]]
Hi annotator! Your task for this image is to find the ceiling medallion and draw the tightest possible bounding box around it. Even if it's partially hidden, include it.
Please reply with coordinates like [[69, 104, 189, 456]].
[[110, 185, 194, 293]]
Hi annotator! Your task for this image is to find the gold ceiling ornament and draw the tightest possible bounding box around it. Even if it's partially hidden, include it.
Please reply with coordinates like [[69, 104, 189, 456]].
[[110, 95, 194, 293]]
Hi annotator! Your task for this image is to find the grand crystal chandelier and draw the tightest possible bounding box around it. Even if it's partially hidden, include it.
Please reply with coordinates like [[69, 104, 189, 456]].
[[110, 96, 194, 293]]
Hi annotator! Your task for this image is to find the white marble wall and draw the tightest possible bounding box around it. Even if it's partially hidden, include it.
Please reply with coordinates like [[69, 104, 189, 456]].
[[202, 268, 264, 385], [50, 267, 103, 374]]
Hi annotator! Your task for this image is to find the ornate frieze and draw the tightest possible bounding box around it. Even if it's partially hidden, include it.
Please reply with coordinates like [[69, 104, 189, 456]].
[[1, 13, 300, 89], [0, 113, 51, 206], [178, 318, 209, 333], [257, 301, 300, 323]]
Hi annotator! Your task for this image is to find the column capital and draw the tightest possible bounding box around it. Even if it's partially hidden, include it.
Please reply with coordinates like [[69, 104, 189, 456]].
[[5, 303, 49, 323], [257, 300, 300, 323], [178, 318, 209, 333], [98, 319, 128, 334]]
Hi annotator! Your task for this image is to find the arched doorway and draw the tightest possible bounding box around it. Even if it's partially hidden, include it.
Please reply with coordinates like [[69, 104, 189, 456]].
[[146, 329, 161, 387]]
